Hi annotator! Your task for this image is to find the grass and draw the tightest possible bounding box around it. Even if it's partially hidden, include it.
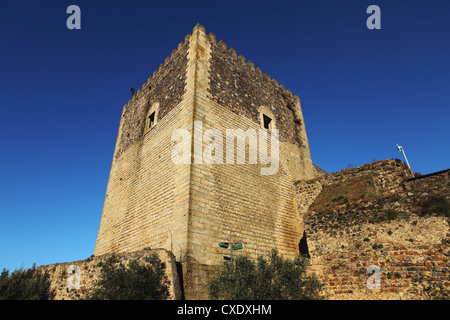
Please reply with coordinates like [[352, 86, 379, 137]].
[[309, 176, 376, 214]]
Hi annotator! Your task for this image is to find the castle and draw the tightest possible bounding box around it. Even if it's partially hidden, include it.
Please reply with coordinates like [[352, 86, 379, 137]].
[[94, 23, 324, 299], [91, 24, 449, 300]]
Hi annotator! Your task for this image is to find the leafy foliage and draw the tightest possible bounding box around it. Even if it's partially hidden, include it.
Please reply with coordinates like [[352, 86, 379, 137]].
[[86, 253, 170, 300], [409, 270, 449, 300], [208, 249, 324, 300], [420, 195, 450, 218], [0, 264, 54, 300]]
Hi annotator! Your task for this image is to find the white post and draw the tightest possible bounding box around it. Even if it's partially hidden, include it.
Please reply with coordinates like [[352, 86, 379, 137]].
[[397, 144, 413, 175]]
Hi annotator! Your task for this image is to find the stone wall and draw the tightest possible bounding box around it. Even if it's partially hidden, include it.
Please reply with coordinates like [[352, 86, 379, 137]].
[[38, 249, 182, 300], [299, 160, 449, 299], [309, 216, 449, 299]]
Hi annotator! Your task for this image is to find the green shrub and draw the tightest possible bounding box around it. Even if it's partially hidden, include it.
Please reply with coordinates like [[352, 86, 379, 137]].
[[410, 271, 449, 300], [420, 195, 450, 218], [208, 249, 324, 300], [0, 264, 54, 300], [385, 210, 398, 220], [86, 253, 170, 300]]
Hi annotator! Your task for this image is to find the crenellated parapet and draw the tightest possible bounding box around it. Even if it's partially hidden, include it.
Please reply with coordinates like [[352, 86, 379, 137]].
[[115, 31, 190, 159], [203, 25, 303, 121], [202, 23, 307, 148]]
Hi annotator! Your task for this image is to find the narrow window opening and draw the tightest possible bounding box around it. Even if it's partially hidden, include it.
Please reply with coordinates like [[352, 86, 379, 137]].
[[144, 102, 159, 136], [299, 231, 310, 258], [263, 114, 272, 130], [148, 111, 155, 129]]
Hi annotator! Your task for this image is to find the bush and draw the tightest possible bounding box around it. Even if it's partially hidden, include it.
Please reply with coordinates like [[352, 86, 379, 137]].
[[420, 195, 450, 218], [0, 264, 54, 300], [410, 271, 449, 300], [86, 253, 170, 300], [372, 243, 383, 250], [385, 209, 398, 221], [208, 249, 324, 300]]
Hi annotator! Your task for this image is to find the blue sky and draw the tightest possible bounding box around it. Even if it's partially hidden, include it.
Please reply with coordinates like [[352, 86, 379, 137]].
[[0, 0, 449, 271]]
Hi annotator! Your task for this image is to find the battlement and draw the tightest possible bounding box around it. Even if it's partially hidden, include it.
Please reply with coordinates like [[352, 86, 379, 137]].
[[124, 22, 302, 122], [124, 33, 192, 108], [114, 32, 189, 159], [204, 27, 295, 100], [202, 24, 304, 125], [114, 23, 311, 160]]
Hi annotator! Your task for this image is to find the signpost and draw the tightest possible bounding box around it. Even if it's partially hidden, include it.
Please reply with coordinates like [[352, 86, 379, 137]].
[[218, 242, 243, 270]]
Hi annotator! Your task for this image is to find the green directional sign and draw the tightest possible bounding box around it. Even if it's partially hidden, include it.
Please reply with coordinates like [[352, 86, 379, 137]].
[[232, 243, 243, 250], [218, 242, 243, 270], [219, 242, 229, 249]]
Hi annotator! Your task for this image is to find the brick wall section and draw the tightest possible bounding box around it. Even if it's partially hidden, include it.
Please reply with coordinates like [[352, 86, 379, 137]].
[[298, 161, 449, 299], [38, 249, 182, 300], [94, 35, 194, 261], [94, 98, 193, 259], [309, 217, 449, 299]]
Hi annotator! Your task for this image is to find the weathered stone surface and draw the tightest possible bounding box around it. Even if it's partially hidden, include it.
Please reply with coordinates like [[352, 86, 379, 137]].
[[297, 160, 449, 299]]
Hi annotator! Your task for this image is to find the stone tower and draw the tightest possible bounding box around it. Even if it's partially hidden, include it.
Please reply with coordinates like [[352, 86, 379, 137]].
[[94, 24, 319, 299]]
